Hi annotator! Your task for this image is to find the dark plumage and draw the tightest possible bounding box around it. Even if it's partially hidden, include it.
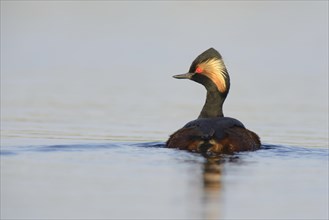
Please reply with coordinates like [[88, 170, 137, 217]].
[[166, 48, 261, 156]]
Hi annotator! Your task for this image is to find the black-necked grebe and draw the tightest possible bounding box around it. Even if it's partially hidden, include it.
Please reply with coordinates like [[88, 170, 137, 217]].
[[166, 48, 260, 156]]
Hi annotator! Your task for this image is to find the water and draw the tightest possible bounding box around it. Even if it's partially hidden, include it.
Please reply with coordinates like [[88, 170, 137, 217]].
[[1, 2, 328, 219], [1, 144, 328, 219]]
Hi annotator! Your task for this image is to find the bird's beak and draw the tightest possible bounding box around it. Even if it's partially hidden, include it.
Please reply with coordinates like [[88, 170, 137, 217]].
[[172, 72, 194, 79]]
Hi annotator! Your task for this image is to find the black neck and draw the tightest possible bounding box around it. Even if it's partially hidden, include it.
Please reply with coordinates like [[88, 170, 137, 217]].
[[193, 74, 230, 118], [198, 87, 226, 118], [193, 75, 228, 119]]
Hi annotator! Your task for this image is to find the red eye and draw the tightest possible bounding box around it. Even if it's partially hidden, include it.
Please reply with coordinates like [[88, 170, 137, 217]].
[[195, 67, 203, 73]]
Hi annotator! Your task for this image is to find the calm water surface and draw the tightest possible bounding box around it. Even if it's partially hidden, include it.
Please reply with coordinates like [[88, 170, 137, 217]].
[[1, 69, 328, 219], [1, 2, 328, 220]]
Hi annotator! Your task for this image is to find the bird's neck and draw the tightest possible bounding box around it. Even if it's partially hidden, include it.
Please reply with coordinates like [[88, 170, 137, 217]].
[[198, 87, 227, 118]]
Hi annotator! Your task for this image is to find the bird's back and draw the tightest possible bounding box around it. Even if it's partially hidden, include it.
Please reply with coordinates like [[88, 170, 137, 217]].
[[166, 117, 260, 156]]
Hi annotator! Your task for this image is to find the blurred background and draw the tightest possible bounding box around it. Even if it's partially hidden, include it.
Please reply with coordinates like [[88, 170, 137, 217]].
[[1, 1, 328, 219], [1, 1, 328, 147]]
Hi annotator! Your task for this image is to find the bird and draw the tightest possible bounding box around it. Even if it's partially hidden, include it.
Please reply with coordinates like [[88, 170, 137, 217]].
[[166, 48, 261, 157]]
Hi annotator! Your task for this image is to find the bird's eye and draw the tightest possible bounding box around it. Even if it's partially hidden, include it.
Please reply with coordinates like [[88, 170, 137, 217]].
[[195, 67, 203, 73]]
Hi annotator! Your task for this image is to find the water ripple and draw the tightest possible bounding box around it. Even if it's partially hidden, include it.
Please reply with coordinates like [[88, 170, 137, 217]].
[[1, 142, 327, 161]]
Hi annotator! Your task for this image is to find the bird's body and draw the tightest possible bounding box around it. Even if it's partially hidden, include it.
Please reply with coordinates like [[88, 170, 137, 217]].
[[166, 48, 260, 156]]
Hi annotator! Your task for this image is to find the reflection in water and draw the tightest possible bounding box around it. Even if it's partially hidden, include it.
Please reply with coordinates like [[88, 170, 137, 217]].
[[201, 156, 240, 219], [202, 158, 222, 219], [203, 158, 223, 190], [1, 143, 328, 219]]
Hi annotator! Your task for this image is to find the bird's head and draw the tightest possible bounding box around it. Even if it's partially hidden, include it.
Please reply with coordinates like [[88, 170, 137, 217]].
[[173, 48, 230, 95]]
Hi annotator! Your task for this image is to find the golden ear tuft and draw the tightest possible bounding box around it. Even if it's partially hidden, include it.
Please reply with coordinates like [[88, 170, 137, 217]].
[[197, 58, 228, 93]]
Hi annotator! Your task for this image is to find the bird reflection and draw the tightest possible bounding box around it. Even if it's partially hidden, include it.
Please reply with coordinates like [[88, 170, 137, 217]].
[[201, 156, 240, 219], [203, 157, 223, 190]]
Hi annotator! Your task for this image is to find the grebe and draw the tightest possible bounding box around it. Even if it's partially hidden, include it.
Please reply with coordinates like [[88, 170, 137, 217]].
[[166, 48, 260, 156]]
